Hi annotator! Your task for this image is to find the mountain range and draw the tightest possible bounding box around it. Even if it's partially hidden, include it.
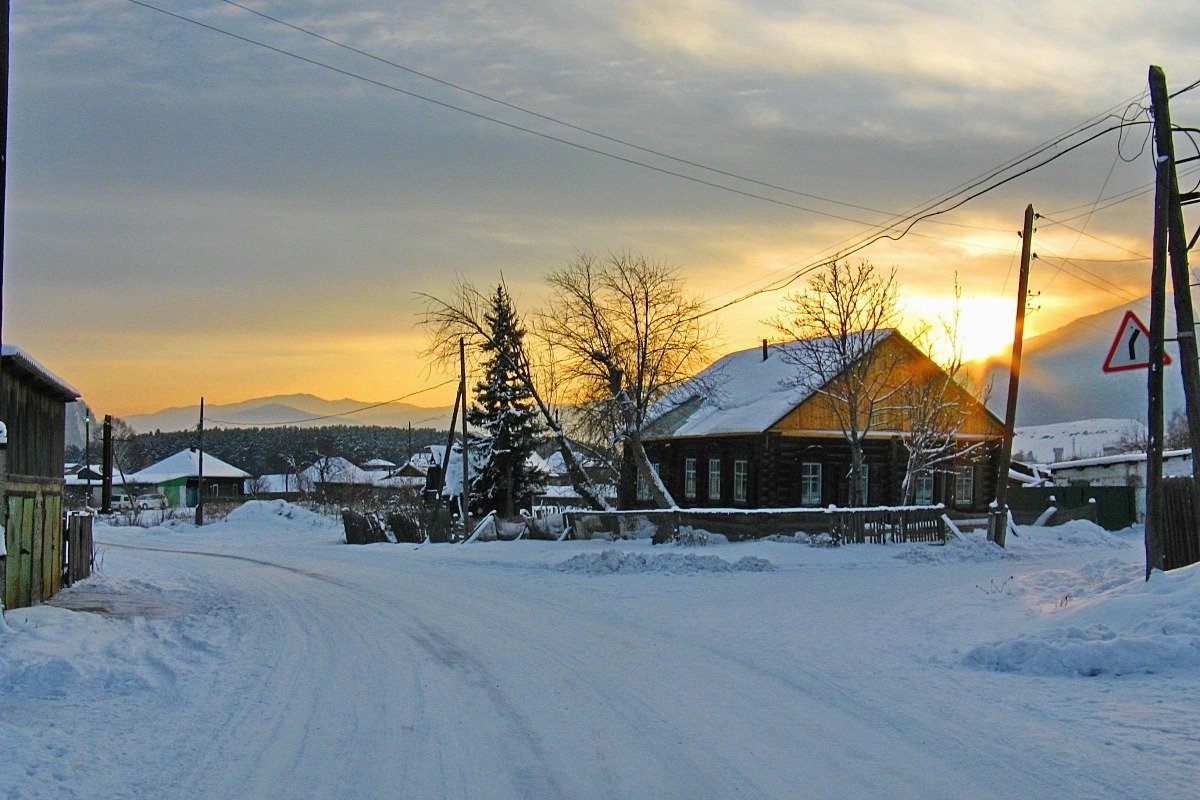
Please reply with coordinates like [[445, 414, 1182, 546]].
[[121, 394, 456, 435]]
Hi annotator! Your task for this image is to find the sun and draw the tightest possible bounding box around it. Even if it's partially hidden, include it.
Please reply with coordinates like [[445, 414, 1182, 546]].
[[903, 294, 1015, 363]]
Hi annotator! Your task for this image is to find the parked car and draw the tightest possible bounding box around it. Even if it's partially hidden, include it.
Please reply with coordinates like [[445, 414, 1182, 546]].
[[136, 493, 168, 510], [111, 492, 134, 511]]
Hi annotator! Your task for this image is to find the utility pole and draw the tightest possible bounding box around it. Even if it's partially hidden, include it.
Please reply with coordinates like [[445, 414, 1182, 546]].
[[1147, 138, 1169, 578], [101, 415, 113, 513], [84, 414, 92, 503], [991, 204, 1035, 548], [195, 397, 205, 526], [459, 337, 470, 540], [407, 421, 413, 464], [1149, 65, 1200, 576]]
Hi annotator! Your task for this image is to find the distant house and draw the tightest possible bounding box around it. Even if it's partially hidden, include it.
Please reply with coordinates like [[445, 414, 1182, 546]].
[[128, 449, 251, 506], [361, 458, 397, 472], [299, 456, 376, 502], [1, 345, 81, 609], [64, 463, 129, 505], [1047, 448, 1192, 522], [641, 332, 1003, 510]]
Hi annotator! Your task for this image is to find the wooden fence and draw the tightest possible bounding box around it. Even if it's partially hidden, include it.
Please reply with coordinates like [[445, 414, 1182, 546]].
[[1162, 478, 1200, 571], [562, 505, 947, 544], [62, 512, 95, 588]]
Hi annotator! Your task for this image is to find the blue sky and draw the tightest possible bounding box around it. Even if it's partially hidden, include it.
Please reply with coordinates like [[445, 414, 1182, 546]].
[[8, 0, 1200, 414]]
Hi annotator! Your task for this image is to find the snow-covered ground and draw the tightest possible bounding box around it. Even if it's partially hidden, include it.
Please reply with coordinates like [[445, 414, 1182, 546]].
[[2, 501, 1196, 799]]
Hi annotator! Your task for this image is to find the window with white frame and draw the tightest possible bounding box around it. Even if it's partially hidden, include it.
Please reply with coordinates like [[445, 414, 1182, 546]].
[[708, 458, 721, 500], [637, 462, 660, 501], [733, 460, 748, 502], [684, 458, 697, 499], [915, 472, 934, 505], [801, 462, 822, 506], [954, 466, 974, 506]]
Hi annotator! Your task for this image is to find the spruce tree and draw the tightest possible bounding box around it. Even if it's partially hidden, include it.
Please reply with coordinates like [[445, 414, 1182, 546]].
[[466, 285, 548, 517]]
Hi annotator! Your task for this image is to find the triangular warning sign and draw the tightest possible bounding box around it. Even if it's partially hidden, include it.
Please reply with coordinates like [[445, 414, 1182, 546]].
[[1102, 310, 1172, 373]]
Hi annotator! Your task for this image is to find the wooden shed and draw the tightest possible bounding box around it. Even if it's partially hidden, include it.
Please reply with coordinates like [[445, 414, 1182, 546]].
[[1, 345, 81, 610]]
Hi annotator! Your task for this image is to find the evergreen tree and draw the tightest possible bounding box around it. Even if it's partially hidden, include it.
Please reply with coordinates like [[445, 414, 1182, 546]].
[[466, 285, 548, 516]]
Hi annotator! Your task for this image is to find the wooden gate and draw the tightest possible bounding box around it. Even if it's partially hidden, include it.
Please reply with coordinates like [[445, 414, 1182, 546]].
[[4, 477, 65, 609]]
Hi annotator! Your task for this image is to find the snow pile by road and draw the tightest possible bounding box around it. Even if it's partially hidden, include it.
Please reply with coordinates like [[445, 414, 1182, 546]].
[[1009, 519, 1133, 552], [893, 536, 1018, 564], [0, 575, 229, 700], [560, 548, 775, 574], [219, 499, 339, 533], [964, 562, 1200, 677]]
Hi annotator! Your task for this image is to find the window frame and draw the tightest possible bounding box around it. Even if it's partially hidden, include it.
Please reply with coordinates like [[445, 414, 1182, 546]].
[[801, 462, 822, 506], [707, 458, 722, 501], [733, 459, 749, 503]]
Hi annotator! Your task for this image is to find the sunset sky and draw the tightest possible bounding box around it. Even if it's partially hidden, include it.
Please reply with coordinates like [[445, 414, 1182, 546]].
[[7, 1, 1200, 417]]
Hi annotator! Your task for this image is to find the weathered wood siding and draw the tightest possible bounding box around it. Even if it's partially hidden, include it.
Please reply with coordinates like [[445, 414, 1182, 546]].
[[772, 334, 1004, 439], [0, 368, 68, 479]]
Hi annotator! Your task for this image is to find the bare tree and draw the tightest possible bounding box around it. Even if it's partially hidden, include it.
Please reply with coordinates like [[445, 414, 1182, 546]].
[[769, 260, 901, 506], [897, 280, 992, 504], [538, 251, 711, 508], [420, 280, 612, 510]]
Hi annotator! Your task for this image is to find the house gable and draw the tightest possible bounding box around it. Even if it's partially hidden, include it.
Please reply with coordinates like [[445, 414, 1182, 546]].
[[771, 332, 1004, 439]]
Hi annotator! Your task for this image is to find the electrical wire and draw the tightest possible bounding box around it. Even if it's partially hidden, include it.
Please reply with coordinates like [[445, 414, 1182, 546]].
[[124, 1, 1183, 326], [122, 0, 922, 228], [691, 119, 1152, 320], [1034, 212, 1150, 259], [207, 378, 458, 427]]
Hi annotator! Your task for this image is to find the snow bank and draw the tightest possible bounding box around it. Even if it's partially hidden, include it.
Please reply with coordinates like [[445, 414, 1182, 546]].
[[1010, 520, 1133, 552], [0, 575, 229, 699], [220, 499, 339, 532], [894, 537, 1018, 564], [559, 548, 775, 574], [964, 563, 1200, 677]]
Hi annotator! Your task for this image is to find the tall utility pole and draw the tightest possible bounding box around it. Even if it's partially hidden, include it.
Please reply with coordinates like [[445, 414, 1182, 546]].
[[101, 415, 113, 513], [0, 0, 9, 352], [1149, 65, 1200, 576], [195, 397, 205, 526], [991, 204, 1035, 548], [459, 337, 470, 540], [1147, 139, 1169, 578]]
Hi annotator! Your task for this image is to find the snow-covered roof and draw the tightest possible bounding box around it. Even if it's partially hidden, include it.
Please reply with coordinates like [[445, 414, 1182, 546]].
[[1047, 448, 1191, 470], [1, 344, 80, 401], [300, 457, 376, 485], [645, 332, 889, 438], [129, 449, 251, 484], [362, 458, 396, 469], [406, 445, 447, 473]]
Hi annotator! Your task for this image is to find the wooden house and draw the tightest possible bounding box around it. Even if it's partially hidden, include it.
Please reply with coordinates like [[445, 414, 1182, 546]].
[[1, 345, 81, 609], [641, 331, 1003, 511], [128, 448, 251, 506]]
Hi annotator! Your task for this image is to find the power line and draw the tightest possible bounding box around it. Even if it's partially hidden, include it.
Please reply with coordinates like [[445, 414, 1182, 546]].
[[691, 119, 1152, 320], [1035, 212, 1150, 259], [124, 1, 1183, 325], [123, 0, 927, 228], [208, 378, 458, 427]]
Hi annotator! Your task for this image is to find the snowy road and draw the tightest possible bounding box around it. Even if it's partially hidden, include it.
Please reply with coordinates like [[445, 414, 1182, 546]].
[[2, 503, 1195, 799]]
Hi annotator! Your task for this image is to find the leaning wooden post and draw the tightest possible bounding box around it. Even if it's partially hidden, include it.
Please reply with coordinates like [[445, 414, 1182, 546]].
[[992, 204, 1035, 547]]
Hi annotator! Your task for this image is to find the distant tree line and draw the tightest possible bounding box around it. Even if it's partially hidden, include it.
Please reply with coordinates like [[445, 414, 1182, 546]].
[[70, 424, 447, 476]]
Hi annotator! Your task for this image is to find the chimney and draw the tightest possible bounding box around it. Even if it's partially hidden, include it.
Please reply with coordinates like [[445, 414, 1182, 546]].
[[762, 339, 769, 361]]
